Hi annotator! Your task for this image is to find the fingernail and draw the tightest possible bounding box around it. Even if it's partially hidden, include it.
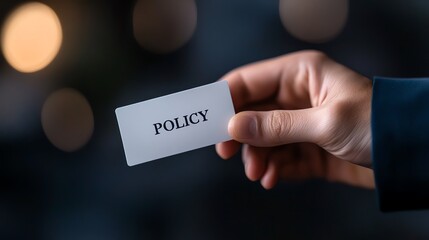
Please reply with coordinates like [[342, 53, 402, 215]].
[[230, 114, 257, 140]]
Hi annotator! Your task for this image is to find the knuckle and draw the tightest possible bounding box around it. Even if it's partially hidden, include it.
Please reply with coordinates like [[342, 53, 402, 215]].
[[301, 50, 328, 64], [297, 50, 330, 86], [267, 111, 290, 141]]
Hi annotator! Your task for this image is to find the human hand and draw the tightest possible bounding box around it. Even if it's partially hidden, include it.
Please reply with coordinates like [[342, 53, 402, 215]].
[[216, 50, 374, 189]]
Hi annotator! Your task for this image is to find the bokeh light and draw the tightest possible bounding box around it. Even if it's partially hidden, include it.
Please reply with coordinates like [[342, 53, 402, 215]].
[[41, 88, 94, 152], [133, 0, 197, 54], [279, 0, 348, 43], [1, 2, 62, 73]]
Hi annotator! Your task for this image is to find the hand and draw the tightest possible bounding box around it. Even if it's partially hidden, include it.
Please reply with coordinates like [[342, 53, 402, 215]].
[[216, 50, 374, 190]]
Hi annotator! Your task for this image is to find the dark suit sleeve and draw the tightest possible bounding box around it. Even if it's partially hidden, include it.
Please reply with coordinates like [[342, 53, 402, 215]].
[[372, 76, 429, 211]]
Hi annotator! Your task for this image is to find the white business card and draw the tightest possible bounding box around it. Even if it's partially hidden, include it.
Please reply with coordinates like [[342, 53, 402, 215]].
[[115, 81, 235, 166]]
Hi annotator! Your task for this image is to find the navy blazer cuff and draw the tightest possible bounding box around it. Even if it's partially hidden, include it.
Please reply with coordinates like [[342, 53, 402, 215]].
[[372, 76, 429, 211]]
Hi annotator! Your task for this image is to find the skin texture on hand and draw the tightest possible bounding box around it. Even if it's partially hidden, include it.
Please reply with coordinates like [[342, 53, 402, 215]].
[[216, 50, 374, 190]]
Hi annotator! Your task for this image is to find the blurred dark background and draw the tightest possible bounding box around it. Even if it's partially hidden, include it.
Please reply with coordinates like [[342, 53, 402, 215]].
[[1, 0, 429, 239]]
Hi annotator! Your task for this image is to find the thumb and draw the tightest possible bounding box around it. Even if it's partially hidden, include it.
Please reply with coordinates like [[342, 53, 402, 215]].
[[228, 109, 322, 147]]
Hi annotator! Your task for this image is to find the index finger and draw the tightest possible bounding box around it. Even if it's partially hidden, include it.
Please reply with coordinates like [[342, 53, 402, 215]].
[[222, 51, 312, 112], [221, 56, 284, 111]]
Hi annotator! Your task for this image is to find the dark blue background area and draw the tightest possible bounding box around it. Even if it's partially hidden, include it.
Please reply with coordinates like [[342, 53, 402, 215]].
[[1, 0, 429, 239]]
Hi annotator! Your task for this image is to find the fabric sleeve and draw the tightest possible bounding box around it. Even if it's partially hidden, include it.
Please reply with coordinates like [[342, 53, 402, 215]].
[[372, 76, 429, 211]]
